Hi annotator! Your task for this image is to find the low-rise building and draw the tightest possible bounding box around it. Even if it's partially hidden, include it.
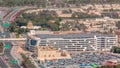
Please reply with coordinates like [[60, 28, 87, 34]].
[[21, 21, 41, 29], [35, 46, 71, 61], [28, 31, 118, 52]]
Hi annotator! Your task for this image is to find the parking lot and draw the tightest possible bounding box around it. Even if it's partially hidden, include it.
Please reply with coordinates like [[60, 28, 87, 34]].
[[38, 52, 120, 68]]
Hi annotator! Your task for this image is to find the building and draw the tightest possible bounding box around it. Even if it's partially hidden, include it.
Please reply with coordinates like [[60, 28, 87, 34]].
[[21, 21, 41, 29], [35, 46, 71, 61], [28, 31, 118, 52]]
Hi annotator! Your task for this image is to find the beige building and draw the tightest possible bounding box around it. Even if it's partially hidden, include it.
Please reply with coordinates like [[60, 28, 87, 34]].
[[35, 46, 71, 61], [21, 21, 41, 29]]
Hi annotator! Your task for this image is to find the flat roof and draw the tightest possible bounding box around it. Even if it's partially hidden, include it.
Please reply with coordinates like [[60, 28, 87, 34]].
[[35, 33, 116, 39], [37, 46, 56, 51]]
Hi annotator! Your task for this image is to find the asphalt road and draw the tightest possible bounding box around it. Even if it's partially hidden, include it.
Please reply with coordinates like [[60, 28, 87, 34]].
[[0, 7, 31, 68], [0, 8, 21, 68], [0, 18, 8, 68], [4, 42, 20, 68], [3, 22, 20, 68], [0, 56, 8, 68]]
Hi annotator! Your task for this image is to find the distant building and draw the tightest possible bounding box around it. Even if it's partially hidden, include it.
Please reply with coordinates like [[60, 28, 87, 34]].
[[35, 46, 71, 61], [21, 21, 41, 29], [27, 21, 33, 28], [28, 31, 118, 52]]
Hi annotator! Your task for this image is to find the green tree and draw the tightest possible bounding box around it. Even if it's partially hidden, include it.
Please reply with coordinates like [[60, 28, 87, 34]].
[[111, 46, 120, 53], [21, 53, 36, 68]]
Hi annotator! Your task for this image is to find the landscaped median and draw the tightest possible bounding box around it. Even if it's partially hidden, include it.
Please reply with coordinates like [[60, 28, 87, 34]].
[[0, 43, 4, 55]]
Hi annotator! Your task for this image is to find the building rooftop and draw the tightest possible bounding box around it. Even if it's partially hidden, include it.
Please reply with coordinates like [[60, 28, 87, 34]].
[[27, 21, 33, 27], [36, 46, 71, 61], [37, 46, 56, 51], [35, 33, 116, 39]]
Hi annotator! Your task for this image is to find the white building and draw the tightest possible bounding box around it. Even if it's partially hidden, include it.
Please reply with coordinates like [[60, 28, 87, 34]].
[[28, 32, 118, 52]]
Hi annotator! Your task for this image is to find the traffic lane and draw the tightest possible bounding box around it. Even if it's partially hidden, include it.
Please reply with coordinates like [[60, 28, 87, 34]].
[[4, 32, 10, 38], [3, 30, 21, 68], [0, 14, 19, 68], [4, 42, 20, 68], [2, 10, 20, 68], [4, 7, 30, 22], [4, 50, 20, 68], [0, 56, 8, 68], [0, 24, 8, 68], [3, 26, 10, 38], [4, 9, 18, 21], [0, 25, 8, 67]]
